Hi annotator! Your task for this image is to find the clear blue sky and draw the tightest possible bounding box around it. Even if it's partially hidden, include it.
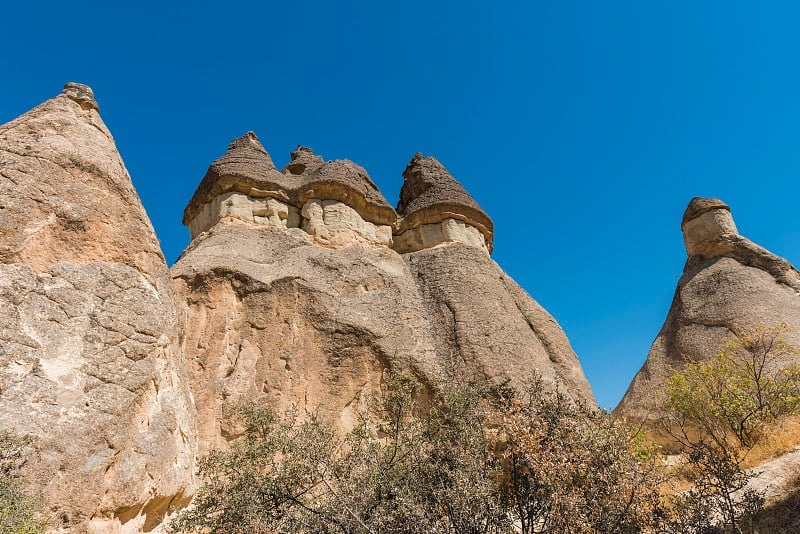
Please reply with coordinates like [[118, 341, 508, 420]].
[[3, 1, 800, 409]]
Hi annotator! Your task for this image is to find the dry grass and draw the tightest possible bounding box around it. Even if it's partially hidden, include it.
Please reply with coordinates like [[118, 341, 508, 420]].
[[640, 416, 800, 497], [741, 415, 800, 468]]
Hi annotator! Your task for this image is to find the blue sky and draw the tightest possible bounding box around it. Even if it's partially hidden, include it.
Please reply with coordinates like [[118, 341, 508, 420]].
[[3, 1, 800, 408]]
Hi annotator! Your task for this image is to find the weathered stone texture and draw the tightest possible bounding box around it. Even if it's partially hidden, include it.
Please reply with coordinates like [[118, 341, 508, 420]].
[[172, 224, 442, 452], [301, 199, 393, 247], [403, 243, 594, 402], [184, 136, 396, 232], [1, 86, 598, 533], [0, 83, 164, 278], [0, 84, 195, 533], [175, 137, 595, 452], [397, 152, 493, 250], [175, 134, 595, 452], [393, 218, 488, 254]]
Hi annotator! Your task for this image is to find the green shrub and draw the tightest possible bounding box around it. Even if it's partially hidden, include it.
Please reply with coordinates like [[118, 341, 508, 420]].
[[665, 323, 800, 451], [172, 375, 665, 533], [661, 324, 800, 533]]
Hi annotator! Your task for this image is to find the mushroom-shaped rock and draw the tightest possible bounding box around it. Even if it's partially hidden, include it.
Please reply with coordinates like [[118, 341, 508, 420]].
[[615, 197, 800, 423], [680, 197, 800, 288], [184, 138, 397, 243], [394, 153, 493, 253], [681, 197, 738, 258], [183, 132, 302, 238], [290, 154, 396, 227]]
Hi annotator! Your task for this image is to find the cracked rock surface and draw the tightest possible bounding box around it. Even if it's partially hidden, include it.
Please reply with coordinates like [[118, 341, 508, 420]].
[[403, 243, 594, 404], [1, 82, 597, 532], [172, 223, 443, 453]]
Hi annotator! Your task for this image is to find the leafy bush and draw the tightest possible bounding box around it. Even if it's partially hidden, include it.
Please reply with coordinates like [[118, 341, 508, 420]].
[[172, 375, 665, 533], [172, 375, 507, 533], [491, 381, 666, 533], [665, 323, 800, 451], [661, 324, 800, 533]]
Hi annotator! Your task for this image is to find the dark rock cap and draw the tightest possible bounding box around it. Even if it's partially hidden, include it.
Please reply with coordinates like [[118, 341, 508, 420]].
[[397, 153, 493, 245], [183, 132, 296, 225], [288, 153, 396, 226], [62, 82, 99, 111], [183, 134, 396, 227], [681, 197, 731, 227]]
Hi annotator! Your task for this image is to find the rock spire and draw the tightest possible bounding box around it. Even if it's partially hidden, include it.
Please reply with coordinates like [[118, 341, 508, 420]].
[[0, 83, 196, 532], [183, 134, 396, 242], [1, 84, 598, 531], [615, 197, 800, 421], [395, 153, 493, 253]]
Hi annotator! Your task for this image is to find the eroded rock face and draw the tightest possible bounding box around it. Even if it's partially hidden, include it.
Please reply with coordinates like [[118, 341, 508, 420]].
[[172, 223, 442, 452], [183, 136, 397, 240], [188, 192, 301, 238], [393, 218, 488, 254], [0, 84, 196, 533], [301, 199, 393, 247], [615, 197, 800, 421], [1, 96, 597, 531], [174, 224, 596, 452], [175, 138, 595, 453], [403, 243, 594, 402]]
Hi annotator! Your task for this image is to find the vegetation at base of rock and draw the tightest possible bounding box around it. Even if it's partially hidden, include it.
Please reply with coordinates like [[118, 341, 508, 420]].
[[661, 324, 800, 533], [171, 376, 665, 533], [0, 432, 46, 534], [491, 381, 665, 532], [666, 323, 800, 451]]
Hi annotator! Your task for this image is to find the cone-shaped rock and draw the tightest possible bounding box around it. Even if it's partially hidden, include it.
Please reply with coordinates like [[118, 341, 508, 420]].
[[402, 243, 594, 405], [616, 197, 800, 421], [396, 153, 494, 251], [183, 132, 293, 230], [0, 83, 196, 531]]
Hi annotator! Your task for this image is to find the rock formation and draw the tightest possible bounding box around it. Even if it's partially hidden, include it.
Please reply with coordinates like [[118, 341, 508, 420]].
[[0, 83, 596, 532], [396, 153, 592, 401], [183, 134, 395, 246], [615, 197, 800, 421], [394, 153, 493, 254], [174, 135, 595, 452], [0, 84, 196, 533]]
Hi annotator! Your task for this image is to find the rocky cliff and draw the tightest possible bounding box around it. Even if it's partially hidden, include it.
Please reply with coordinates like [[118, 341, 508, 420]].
[[0, 84, 595, 532], [615, 197, 800, 421]]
